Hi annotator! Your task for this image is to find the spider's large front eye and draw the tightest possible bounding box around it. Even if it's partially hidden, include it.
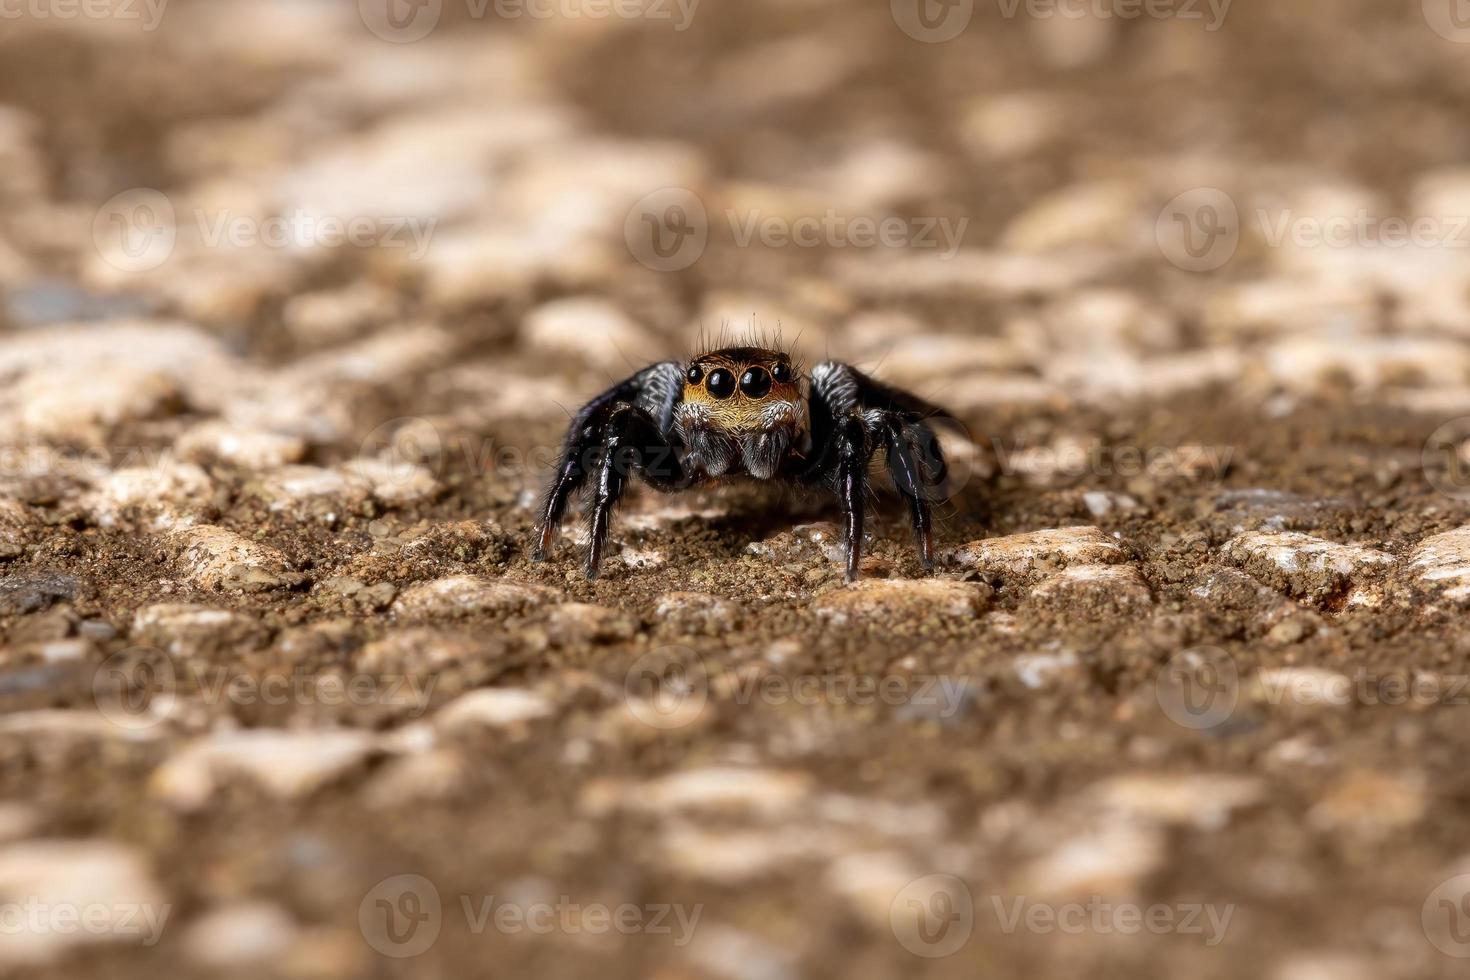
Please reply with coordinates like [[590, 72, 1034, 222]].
[[771, 361, 792, 384], [705, 368, 736, 399], [739, 367, 772, 399], [686, 365, 704, 385]]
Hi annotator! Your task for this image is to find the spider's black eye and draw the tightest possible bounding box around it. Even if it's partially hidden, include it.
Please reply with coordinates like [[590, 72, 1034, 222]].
[[706, 368, 736, 399], [686, 365, 704, 385], [739, 367, 772, 399], [771, 361, 792, 384]]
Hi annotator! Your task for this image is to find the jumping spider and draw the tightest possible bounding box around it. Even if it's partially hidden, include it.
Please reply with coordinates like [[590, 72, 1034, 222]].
[[532, 345, 956, 582]]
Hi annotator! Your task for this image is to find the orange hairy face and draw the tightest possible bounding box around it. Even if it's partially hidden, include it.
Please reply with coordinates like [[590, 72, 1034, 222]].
[[681, 347, 802, 432]]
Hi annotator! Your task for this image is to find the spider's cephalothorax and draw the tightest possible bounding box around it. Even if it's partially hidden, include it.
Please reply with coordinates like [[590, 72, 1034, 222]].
[[532, 345, 954, 582]]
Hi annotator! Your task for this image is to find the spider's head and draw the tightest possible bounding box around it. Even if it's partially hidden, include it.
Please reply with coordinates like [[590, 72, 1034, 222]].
[[674, 346, 807, 479]]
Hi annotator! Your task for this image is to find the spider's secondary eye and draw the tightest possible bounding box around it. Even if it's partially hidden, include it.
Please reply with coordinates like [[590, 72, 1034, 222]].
[[771, 362, 792, 384], [706, 368, 736, 399], [739, 367, 772, 399], [686, 365, 704, 385]]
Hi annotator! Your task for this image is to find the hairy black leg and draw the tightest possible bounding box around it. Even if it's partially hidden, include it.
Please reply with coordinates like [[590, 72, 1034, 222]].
[[534, 404, 616, 561], [584, 405, 685, 580], [835, 416, 872, 583], [881, 415, 938, 571], [533, 362, 683, 561]]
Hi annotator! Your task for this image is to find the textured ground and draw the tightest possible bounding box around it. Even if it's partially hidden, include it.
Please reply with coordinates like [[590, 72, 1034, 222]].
[[5, 0, 1470, 977]]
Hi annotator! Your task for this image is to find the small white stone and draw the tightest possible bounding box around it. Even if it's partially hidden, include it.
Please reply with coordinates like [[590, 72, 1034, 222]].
[[824, 852, 920, 929], [522, 298, 660, 366], [152, 730, 377, 810], [1012, 649, 1080, 690], [435, 689, 554, 730], [393, 576, 560, 619], [1408, 527, 1470, 602], [1030, 563, 1153, 611], [87, 460, 214, 530], [1021, 821, 1164, 899], [172, 526, 294, 591], [946, 526, 1125, 582], [811, 579, 989, 626], [182, 901, 300, 968], [176, 422, 306, 470], [597, 768, 811, 818], [1091, 773, 1265, 830], [1222, 530, 1393, 601]]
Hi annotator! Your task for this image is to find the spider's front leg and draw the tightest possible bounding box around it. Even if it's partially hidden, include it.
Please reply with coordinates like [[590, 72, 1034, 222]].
[[582, 404, 686, 579], [533, 362, 684, 573], [834, 415, 874, 583]]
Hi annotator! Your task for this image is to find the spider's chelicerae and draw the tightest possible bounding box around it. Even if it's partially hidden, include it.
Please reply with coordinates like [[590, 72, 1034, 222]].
[[532, 344, 956, 582]]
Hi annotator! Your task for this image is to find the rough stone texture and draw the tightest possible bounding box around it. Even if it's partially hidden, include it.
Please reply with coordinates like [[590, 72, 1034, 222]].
[[171, 526, 298, 591], [151, 730, 378, 810], [1221, 530, 1395, 604], [810, 578, 990, 626], [946, 526, 1127, 583], [0, 6, 1465, 980]]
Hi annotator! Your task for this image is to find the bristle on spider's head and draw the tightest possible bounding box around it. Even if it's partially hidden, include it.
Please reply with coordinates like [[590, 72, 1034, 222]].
[[687, 319, 801, 368]]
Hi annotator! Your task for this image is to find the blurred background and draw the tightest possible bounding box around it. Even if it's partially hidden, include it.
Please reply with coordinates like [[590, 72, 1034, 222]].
[[4, 0, 1470, 978]]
